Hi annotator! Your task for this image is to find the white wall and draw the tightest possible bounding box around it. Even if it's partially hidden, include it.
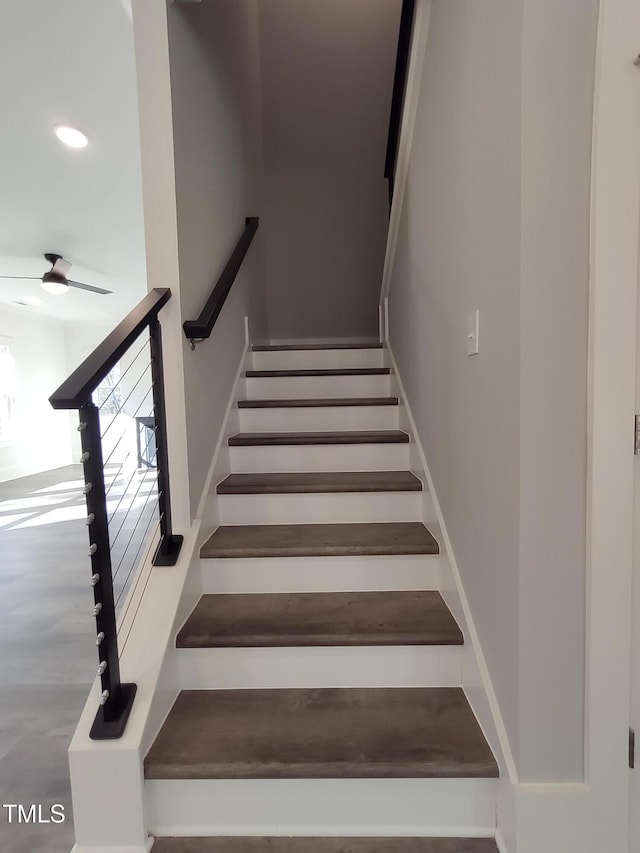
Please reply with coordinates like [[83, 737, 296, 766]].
[[518, 0, 598, 782], [387, 0, 597, 782], [259, 0, 401, 341], [0, 306, 73, 482], [167, 0, 268, 514]]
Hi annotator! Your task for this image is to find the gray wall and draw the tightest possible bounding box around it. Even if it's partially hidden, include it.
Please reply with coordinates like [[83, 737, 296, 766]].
[[388, 0, 598, 781], [258, 0, 401, 341], [167, 0, 268, 514]]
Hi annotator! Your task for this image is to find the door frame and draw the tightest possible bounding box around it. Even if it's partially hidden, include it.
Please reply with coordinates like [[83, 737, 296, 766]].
[[585, 0, 640, 849]]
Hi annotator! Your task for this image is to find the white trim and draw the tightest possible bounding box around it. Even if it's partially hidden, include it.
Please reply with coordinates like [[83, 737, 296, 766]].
[[72, 843, 153, 853], [386, 343, 517, 783], [495, 829, 510, 853], [379, 0, 432, 305], [194, 340, 249, 523]]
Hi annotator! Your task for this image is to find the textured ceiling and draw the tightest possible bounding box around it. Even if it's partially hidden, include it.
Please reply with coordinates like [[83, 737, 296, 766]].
[[0, 0, 147, 324]]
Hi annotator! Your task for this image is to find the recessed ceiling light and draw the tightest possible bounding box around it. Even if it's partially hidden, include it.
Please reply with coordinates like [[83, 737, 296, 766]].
[[54, 124, 88, 149], [24, 295, 41, 306]]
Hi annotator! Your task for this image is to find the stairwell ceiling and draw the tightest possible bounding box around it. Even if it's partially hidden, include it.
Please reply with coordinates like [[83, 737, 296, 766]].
[[0, 0, 147, 325]]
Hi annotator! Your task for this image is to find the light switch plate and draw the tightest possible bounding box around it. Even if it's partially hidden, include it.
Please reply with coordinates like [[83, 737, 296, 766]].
[[467, 310, 479, 356]]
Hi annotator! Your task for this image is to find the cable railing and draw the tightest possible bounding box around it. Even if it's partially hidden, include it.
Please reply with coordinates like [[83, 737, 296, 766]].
[[49, 288, 182, 740]]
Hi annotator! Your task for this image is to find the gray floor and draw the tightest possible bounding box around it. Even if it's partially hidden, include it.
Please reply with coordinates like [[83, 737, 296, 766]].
[[0, 463, 158, 853]]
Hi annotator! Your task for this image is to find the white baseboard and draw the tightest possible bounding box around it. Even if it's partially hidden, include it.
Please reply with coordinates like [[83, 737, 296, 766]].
[[72, 843, 153, 853], [385, 342, 518, 848]]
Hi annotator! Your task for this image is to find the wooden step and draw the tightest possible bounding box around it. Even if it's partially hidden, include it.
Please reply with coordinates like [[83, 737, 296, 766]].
[[176, 591, 463, 648], [144, 687, 498, 780], [200, 522, 439, 559], [152, 837, 500, 853], [229, 430, 409, 446], [216, 471, 422, 495], [238, 397, 398, 409], [252, 343, 383, 351], [246, 368, 391, 377]]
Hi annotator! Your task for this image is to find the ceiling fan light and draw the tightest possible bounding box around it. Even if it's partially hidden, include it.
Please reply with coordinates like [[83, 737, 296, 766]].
[[54, 125, 89, 149], [41, 274, 69, 295]]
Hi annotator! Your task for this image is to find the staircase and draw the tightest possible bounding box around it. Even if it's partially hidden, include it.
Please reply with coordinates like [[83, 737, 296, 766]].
[[144, 343, 499, 851]]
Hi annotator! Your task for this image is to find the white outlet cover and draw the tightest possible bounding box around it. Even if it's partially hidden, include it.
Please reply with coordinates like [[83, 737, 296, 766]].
[[467, 310, 479, 356]]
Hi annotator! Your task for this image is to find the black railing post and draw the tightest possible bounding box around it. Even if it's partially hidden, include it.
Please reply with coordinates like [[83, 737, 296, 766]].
[[79, 402, 137, 740], [149, 318, 183, 566]]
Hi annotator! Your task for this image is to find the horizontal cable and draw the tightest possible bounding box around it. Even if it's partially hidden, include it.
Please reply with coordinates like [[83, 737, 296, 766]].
[[112, 476, 160, 589], [100, 366, 153, 441], [104, 385, 156, 498], [96, 337, 149, 413], [115, 508, 164, 611], [109, 457, 158, 551], [117, 518, 161, 647]]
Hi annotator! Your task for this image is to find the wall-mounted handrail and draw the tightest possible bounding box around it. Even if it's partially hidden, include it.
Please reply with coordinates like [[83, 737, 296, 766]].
[[385, 0, 416, 207], [183, 217, 259, 349], [49, 286, 182, 740]]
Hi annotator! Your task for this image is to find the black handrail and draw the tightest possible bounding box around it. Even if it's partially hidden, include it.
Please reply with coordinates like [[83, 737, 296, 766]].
[[183, 217, 259, 348], [384, 0, 415, 207], [50, 288, 171, 409], [49, 286, 183, 740]]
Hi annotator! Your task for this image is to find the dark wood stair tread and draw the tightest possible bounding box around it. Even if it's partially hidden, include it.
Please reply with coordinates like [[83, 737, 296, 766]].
[[246, 368, 391, 377], [229, 430, 409, 446], [238, 397, 398, 408], [216, 471, 422, 495], [176, 591, 463, 648], [152, 838, 499, 853], [252, 343, 383, 351], [200, 522, 439, 558], [144, 687, 498, 779]]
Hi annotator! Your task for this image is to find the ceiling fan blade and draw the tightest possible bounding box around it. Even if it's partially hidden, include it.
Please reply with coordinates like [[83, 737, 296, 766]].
[[0, 275, 41, 280], [67, 279, 113, 295], [51, 257, 72, 278]]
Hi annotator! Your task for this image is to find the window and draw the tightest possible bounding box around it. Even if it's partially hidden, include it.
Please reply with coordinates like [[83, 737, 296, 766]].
[[0, 337, 16, 441], [92, 363, 122, 414]]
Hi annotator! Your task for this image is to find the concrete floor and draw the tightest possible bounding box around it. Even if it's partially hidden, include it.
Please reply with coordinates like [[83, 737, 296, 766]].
[[0, 463, 158, 853]]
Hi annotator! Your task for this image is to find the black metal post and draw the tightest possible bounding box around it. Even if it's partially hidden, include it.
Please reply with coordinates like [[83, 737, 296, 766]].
[[79, 403, 137, 739], [148, 318, 183, 566]]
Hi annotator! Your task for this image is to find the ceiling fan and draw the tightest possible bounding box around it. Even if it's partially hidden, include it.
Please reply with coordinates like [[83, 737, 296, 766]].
[[0, 253, 113, 296]]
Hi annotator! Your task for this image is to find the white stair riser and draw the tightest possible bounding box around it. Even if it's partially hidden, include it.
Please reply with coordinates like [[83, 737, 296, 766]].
[[245, 375, 390, 400], [217, 491, 423, 525], [145, 778, 497, 836], [200, 555, 443, 594], [251, 349, 384, 370], [228, 443, 410, 473], [175, 646, 462, 690], [239, 405, 399, 432]]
